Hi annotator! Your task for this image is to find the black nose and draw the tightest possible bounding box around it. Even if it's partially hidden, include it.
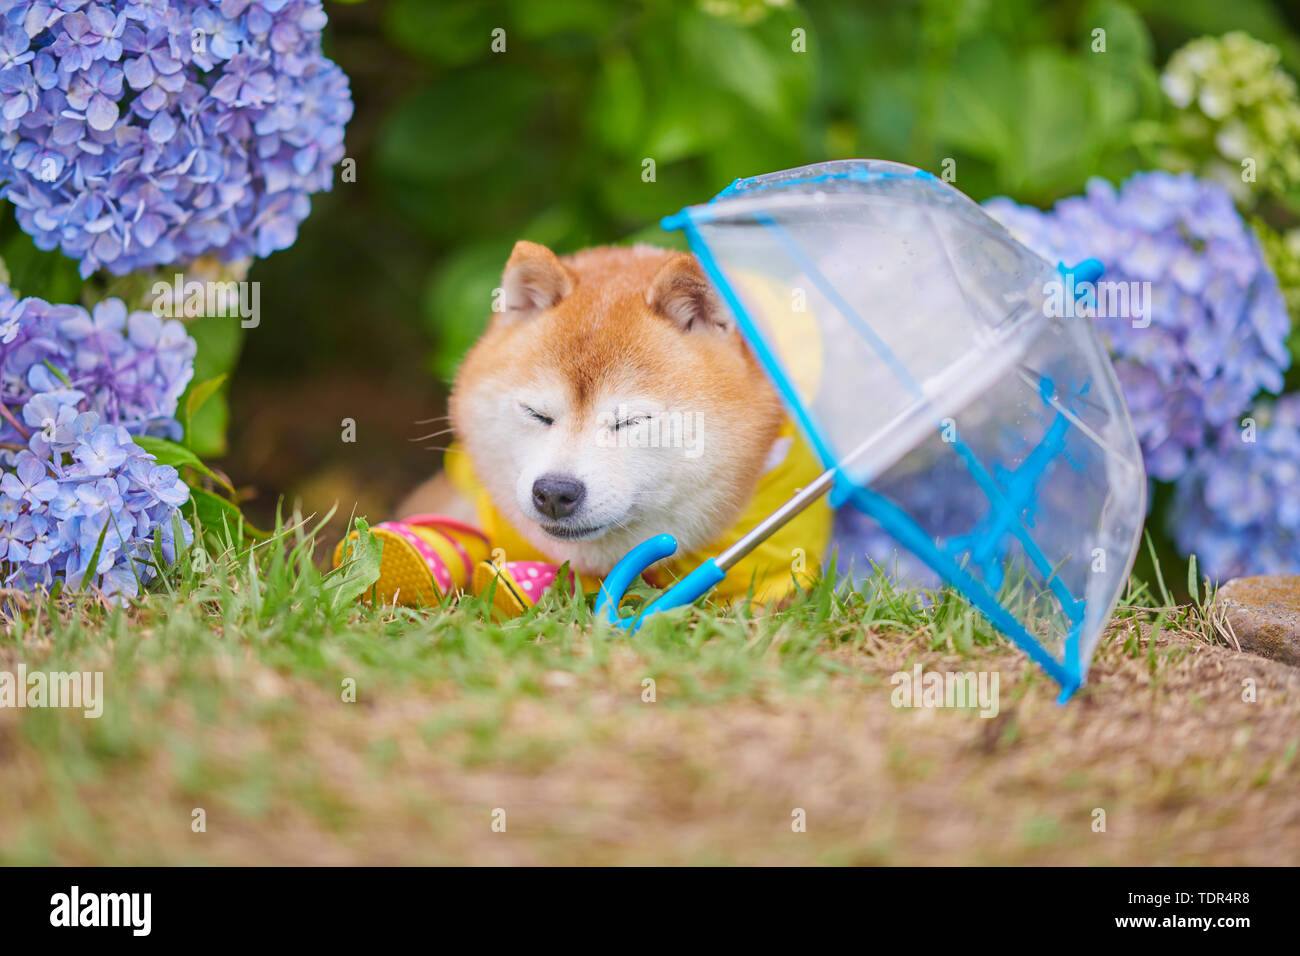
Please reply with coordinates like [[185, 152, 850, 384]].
[[532, 475, 586, 520]]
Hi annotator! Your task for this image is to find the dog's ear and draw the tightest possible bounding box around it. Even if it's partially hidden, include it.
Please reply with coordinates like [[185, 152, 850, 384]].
[[646, 253, 731, 333], [499, 241, 575, 321]]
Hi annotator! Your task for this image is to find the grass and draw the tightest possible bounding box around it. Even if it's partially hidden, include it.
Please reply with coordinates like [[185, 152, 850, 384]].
[[1, 513, 1297, 865]]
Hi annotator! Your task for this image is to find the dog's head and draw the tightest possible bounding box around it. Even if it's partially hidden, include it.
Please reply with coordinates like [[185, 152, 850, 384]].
[[450, 241, 785, 574]]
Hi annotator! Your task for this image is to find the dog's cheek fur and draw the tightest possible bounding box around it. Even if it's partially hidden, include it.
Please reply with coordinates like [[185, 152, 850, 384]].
[[448, 352, 531, 528]]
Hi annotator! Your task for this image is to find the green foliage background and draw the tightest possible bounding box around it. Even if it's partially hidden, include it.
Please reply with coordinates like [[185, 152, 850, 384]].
[[18, 0, 1296, 536], [277, 0, 1299, 384]]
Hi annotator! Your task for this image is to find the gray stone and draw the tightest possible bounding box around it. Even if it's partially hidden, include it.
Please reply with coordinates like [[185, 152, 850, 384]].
[[1214, 575, 1300, 667]]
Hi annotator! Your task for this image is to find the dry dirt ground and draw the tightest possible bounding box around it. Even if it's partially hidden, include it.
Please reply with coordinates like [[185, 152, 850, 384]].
[[2, 609, 1296, 865]]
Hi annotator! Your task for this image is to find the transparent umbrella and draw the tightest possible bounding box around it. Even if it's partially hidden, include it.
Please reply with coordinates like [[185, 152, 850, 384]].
[[595, 160, 1147, 700]]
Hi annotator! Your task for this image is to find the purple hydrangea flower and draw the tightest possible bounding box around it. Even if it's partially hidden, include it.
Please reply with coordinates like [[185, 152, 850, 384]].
[[984, 172, 1291, 481], [0, 281, 194, 597], [0, 287, 196, 442], [0, 0, 352, 276], [1169, 395, 1300, 579]]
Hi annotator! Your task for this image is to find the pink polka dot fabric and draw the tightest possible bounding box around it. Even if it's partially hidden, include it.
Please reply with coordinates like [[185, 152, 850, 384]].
[[509, 561, 556, 598], [500, 561, 577, 603]]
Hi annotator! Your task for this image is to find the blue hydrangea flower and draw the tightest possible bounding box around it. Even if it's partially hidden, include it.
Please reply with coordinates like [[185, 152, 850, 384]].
[[984, 172, 1291, 482], [1169, 395, 1300, 579], [0, 0, 352, 276], [0, 282, 194, 597], [0, 287, 196, 442]]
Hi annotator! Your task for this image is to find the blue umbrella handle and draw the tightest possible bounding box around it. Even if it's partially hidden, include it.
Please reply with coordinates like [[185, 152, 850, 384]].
[[594, 533, 727, 630]]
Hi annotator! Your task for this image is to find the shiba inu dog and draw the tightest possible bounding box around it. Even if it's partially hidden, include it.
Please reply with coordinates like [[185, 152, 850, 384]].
[[400, 240, 830, 600]]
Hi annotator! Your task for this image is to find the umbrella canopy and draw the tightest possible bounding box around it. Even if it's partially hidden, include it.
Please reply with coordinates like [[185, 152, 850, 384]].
[[656, 159, 1147, 699]]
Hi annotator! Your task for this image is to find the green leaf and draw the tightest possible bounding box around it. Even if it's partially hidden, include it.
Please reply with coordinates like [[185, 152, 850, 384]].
[[134, 435, 236, 496], [0, 204, 82, 303], [41, 359, 72, 387], [134, 434, 200, 468], [185, 486, 243, 531], [182, 373, 228, 441], [1082, 1, 1153, 63], [182, 316, 245, 458], [186, 373, 227, 421], [109, 510, 145, 594], [383, 0, 501, 67], [508, 0, 617, 38], [422, 240, 513, 382], [134, 438, 265, 541], [1144, 530, 1173, 609], [588, 51, 646, 153], [680, 12, 782, 119], [182, 486, 268, 543], [937, 36, 1018, 167], [1019, 49, 1097, 191], [78, 521, 111, 592], [377, 68, 541, 183], [324, 518, 384, 610], [185, 391, 230, 461]]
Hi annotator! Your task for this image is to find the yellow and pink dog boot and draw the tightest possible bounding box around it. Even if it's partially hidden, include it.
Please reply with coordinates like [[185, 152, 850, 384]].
[[333, 514, 490, 606], [473, 560, 577, 620]]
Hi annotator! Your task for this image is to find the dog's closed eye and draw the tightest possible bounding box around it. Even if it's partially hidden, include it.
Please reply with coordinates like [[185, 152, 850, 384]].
[[613, 415, 649, 431], [520, 403, 554, 426]]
